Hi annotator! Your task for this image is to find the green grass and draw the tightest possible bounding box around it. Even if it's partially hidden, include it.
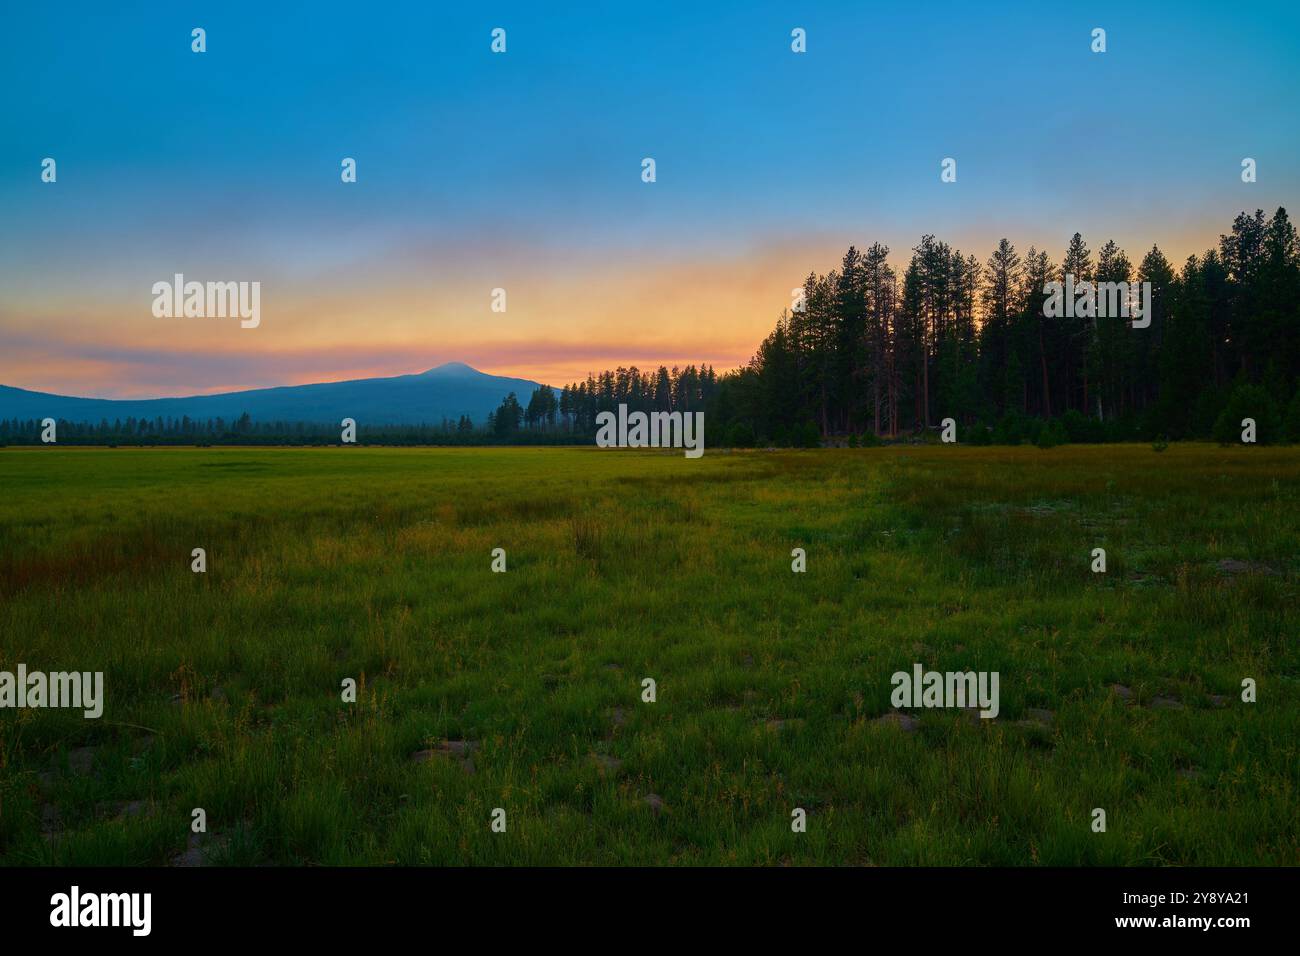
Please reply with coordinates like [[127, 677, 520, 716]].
[[0, 444, 1296, 865]]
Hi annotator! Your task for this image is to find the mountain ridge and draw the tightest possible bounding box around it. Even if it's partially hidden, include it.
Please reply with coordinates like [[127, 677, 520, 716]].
[[0, 363, 547, 426]]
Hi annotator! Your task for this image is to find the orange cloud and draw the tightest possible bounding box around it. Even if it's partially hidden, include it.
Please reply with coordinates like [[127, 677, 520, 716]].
[[1, 240, 837, 397]]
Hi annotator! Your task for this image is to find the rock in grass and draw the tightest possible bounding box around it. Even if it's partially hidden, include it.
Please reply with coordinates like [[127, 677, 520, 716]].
[[1109, 683, 1134, 702], [66, 746, 97, 777], [436, 740, 478, 757], [765, 718, 805, 732], [1149, 696, 1184, 710], [643, 793, 664, 815], [1216, 558, 1279, 576], [98, 800, 149, 820], [411, 740, 479, 774], [171, 833, 205, 867], [872, 711, 920, 732], [592, 753, 622, 773], [1014, 708, 1055, 731], [170, 831, 228, 867]]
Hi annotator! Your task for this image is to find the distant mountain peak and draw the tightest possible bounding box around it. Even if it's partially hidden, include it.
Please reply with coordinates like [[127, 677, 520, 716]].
[[421, 361, 480, 376], [1, 362, 547, 427]]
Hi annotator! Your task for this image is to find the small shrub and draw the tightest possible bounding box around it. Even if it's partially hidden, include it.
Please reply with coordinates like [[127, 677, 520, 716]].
[[1035, 418, 1068, 449], [795, 422, 822, 448], [726, 422, 756, 448], [1212, 382, 1280, 444], [1284, 391, 1300, 443]]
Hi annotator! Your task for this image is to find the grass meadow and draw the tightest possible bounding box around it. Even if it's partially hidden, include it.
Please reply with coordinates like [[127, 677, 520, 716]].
[[0, 444, 1296, 865]]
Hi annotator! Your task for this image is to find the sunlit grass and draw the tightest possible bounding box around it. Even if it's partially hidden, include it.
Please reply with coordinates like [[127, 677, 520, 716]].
[[0, 444, 1296, 865]]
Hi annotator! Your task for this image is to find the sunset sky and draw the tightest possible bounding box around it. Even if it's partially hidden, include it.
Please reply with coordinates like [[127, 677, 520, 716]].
[[3, 1, 1299, 398]]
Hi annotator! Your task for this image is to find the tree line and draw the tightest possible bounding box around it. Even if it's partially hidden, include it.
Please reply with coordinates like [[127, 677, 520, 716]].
[[712, 206, 1300, 446], [509, 206, 1299, 447], [0, 414, 570, 446]]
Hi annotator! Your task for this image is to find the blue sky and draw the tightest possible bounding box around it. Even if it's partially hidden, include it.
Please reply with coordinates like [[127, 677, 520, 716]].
[[2, 0, 1298, 395]]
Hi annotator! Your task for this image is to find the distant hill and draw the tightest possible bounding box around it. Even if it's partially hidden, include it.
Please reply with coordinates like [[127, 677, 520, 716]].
[[0, 362, 547, 426]]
